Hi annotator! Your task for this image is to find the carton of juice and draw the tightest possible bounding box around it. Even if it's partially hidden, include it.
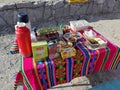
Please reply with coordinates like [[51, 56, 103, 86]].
[[32, 41, 48, 61]]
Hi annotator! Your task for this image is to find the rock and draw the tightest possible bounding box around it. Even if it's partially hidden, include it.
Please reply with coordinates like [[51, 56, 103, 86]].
[[86, 2, 94, 14], [0, 0, 120, 27], [44, 5, 52, 21], [78, 3, 89, 15], [27, 7, 44, 24], [16, 2, 34, 8], [70, 4, 80, 16], [53, 0, 65, 9], [0, 16, 6, 26], [54, 7, 64, 18], [95, 0, 105, 4], [62, 4, 70, 17]]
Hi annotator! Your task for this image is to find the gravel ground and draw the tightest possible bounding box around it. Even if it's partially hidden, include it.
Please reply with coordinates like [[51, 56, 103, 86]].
[[0, 14, 120, 90]]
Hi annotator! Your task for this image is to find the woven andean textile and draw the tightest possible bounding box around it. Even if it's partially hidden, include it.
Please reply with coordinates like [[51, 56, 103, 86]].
[[15, 29, 120, 90]]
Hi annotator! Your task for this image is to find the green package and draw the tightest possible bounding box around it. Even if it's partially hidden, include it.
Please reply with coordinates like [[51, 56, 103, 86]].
[[32, 41, 48, 61]]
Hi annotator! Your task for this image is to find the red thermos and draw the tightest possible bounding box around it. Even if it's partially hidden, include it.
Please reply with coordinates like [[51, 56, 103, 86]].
[[15, 23, 32, 57]]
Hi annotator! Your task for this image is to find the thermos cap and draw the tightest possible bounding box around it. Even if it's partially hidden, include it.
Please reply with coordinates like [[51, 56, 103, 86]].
[[18, 13, 29, 23]]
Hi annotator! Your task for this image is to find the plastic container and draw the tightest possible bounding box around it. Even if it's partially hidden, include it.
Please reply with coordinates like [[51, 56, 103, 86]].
[[83, 30, 96, 38], [15, 23, 32, 57], [63, 32, 82, 42], [87, 37, 107, 49], [70, 20, 89, 32]]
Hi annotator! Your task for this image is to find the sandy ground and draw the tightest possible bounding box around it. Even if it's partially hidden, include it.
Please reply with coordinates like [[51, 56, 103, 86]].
[[0, 14, 120, 90]]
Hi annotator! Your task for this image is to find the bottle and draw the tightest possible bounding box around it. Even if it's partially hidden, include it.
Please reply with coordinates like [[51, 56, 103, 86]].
[[17, 13, 37, 42], [15, 23, 32, 57], [17, 12, 31, 30], [58, 24, 63, 38]]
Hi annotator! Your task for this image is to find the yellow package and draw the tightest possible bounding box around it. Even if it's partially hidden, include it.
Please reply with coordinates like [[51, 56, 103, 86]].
[[61, 47, 76, 59], [32, 41, 48, 61], [68, 0, 88, 4]]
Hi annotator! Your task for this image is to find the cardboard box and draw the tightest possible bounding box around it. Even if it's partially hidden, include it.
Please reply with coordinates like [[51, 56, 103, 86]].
[[32, 41, 48, 61]]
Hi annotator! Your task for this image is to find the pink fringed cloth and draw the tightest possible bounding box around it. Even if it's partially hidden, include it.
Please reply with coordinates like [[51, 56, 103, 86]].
[[14, 27, 120, 90]]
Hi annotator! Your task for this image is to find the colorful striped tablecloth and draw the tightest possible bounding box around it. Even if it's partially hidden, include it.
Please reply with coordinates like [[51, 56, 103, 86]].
[[14, 28, 120, 90]]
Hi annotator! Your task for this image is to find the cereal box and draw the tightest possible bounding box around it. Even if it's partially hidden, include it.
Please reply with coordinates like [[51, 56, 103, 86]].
[[32, 41, 48, 61]]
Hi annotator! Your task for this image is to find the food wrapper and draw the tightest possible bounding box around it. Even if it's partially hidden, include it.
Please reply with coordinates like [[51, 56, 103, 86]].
[[61, 47, 76, 59], [32, 41, 48, 61]]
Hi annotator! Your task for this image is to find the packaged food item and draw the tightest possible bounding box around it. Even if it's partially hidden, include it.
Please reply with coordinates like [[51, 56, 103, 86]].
[[62, 25, 70, 34], [94, 38, 107, 47], [37, 34, 47, 40], [61, 47, 76, 59], [36, 27, 59, 41], [87, 38, 99, 48], [63, 33, 71, 41], [70, 20, 89, 32], [58, 24, 63, 37], [63, 32, 82, 42], [58, 40, 73, 48], [84, 30, 96, 38], [87, 37, 107, 49], [32, 41, 48, 61], [48, 40, 60, 59]]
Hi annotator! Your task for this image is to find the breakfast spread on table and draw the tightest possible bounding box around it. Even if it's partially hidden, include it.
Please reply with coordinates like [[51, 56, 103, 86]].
[[10, 13, 108, 61], [15, 23, 107, 60], [11, 13, 120, 90]]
